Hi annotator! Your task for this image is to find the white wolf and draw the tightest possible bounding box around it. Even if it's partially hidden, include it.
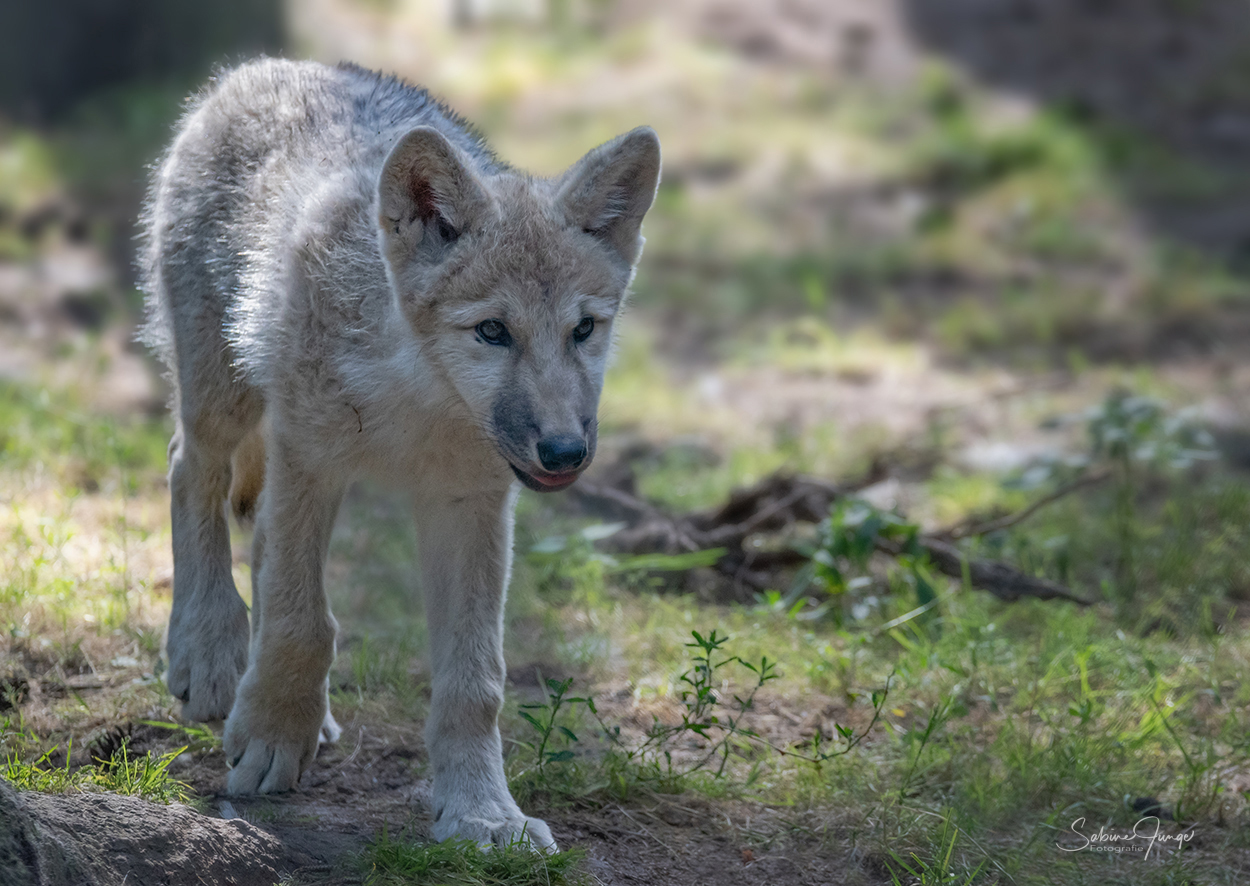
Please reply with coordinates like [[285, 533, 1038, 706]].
[[140, 57, 660, 850]]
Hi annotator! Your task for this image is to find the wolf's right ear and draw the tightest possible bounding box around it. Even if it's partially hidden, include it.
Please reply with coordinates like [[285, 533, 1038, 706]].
[[377, 127, 490, 268]]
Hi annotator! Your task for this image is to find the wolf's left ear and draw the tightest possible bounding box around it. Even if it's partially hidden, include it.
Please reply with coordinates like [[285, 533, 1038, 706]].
[[557, 126, 661, 267]]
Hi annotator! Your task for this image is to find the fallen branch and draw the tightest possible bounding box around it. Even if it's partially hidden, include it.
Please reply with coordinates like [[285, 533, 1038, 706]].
[[878, 536, 1093, 605], [941, 468, 1111, 540], [572, 466, 1093, 606], [572, 471, 868, 556]]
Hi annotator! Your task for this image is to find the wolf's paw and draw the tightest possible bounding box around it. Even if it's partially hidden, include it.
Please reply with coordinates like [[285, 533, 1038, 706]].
[[223, 670, 324, 795], [432, 795, 557, 851], [165, 595, 250, 721]]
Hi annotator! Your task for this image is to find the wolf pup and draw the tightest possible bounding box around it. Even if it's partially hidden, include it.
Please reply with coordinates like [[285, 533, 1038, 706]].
[[140, 58, 660, 849]]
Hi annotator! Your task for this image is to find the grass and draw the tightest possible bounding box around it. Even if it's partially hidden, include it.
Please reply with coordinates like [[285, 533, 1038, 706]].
[[887, 814, 985, 886], [623, 59, 1247, 368], [495, 384, 1250, 881], [2, 737, 191, 804], [0, 380, 169, 488], [592, 594, 1240, 882], [0, 381, 171, 664]]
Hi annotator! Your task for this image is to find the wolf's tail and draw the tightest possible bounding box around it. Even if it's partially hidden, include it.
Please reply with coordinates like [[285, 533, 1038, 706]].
[[229, 426, 266, 526]]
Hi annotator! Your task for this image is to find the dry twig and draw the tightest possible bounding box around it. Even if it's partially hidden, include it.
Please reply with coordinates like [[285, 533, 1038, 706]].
[[572, 466, 1094, 605], [940, 468, 1111, 539]]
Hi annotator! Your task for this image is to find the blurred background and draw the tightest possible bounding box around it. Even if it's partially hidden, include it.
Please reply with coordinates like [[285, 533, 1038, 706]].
[[3, 2, 1250, 882], [4, 0, 1250, 433]]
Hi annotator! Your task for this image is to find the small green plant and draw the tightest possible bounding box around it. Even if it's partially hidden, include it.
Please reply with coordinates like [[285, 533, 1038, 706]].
[[517, 677, 592, 773], [790, 672, 894, 769], [1085, 392, 1215, 602], [509, 676, 598, 805], [0, 716, 38, 759], [1144, 676, 1223, 823], [897, 698, 956, 802], [510, 632, 783, 800], [141, 719, 222, 753], [600, 629, 778, 789], [3, 740, 191, 804], [91, 742, 192, 804], [1019, 392, 1220, 610], [1073, 391, 1215, 478], [803, 500, 940, 626], [2, 740, 79, 793], [363, 830, 588, 886], [512, 630, 892, 803]]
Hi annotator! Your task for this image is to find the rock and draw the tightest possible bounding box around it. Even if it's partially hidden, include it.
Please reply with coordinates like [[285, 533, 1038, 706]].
[[0, 782, 79, 886], [0, 781, 296, 886]]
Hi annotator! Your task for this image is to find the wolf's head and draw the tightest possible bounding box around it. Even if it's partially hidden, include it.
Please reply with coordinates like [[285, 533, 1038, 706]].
[[376, 125, 660, 492]]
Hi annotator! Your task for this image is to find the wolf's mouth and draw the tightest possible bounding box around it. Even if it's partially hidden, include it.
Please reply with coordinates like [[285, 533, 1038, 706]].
[[509, 463, 581, 493]]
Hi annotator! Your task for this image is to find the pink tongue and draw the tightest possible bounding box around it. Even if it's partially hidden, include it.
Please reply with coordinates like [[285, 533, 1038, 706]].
[[533, 472, 572, 486]]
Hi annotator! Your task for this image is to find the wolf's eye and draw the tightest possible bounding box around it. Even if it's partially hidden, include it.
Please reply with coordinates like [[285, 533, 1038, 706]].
[[572, 316, 595, 343], [476, 319, 511, 346]]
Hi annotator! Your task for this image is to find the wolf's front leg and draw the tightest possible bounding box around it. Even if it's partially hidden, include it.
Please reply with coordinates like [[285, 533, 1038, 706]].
[[224, 444, 344, 794], [416, 486, 556, 851]]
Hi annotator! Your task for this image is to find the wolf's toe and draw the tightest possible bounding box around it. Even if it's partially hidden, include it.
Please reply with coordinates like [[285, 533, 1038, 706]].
[[319, 709, 342, 744], [226, 737, 273, 794], [433, 811, 557, 852], [181, 665, 242, 721], [165, 654, 191, 703], [223, 680, 323, 795], [508, 817, 556, 852], [259, 745, 303, 793], [226, 738, 304, 795]]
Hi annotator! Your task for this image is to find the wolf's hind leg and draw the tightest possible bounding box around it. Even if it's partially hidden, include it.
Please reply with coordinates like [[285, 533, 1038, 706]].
[[246, 502, 340, 748], [224, 440, 344, 794], [165, 416, 255, 721]]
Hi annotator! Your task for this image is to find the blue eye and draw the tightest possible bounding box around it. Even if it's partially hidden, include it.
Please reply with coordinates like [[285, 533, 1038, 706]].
[[476, 319, 511, 346], [572, 316, 594, 343]]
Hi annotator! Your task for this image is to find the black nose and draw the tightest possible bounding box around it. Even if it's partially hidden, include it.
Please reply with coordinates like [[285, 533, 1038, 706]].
[[536, 435, 587, 473]]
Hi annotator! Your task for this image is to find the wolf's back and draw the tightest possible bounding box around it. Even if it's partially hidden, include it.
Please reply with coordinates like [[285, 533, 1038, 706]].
[[137, 58, 499, 381]]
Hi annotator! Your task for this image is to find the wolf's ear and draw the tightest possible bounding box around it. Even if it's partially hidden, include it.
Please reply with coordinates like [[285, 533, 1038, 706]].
[[557, 126, 661, 267], [377, 127, 490, 266]]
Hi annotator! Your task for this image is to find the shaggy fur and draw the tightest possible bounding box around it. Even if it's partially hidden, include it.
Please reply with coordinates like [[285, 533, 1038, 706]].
[[139, 57, 660, 850]]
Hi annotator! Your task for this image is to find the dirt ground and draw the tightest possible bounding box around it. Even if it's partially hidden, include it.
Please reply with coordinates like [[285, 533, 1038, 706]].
[[7, 687, 873, 885]]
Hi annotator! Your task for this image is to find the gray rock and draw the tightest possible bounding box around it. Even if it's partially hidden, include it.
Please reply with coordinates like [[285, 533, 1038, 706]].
[[0, 781, 295, 886]]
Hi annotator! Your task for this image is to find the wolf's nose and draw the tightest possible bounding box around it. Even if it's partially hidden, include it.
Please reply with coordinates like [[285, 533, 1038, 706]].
[[536, 436, 587, 472]]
